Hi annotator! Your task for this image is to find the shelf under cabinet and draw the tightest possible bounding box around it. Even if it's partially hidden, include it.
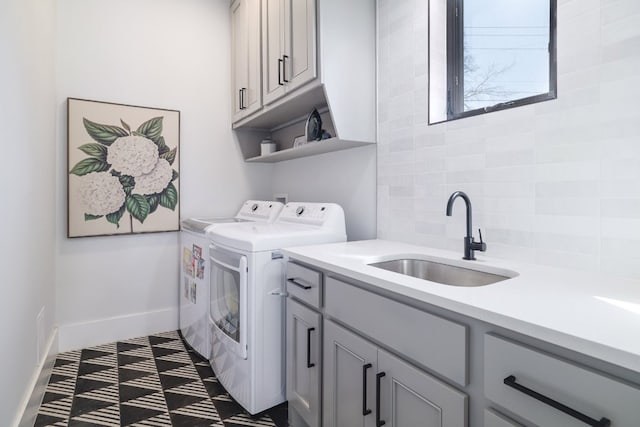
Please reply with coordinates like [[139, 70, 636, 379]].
[[245, 138, 374, 163]]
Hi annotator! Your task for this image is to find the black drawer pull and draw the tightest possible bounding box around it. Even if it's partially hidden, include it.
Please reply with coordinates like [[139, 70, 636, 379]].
[[278, 58, 284, 85], [376, 372, 386, 426], [362, 363, 372, 416], [287, 277, 312, 290], [504, 375, 611, 427], [306, 327, 315, 368]]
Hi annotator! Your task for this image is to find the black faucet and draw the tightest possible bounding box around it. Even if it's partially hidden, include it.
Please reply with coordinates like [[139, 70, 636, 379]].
[[446, 191, 486, 260]]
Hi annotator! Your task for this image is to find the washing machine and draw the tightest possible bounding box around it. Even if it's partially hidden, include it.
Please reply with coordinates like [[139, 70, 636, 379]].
[[206, 202, 346, 414], [179, 200, 283, 358]]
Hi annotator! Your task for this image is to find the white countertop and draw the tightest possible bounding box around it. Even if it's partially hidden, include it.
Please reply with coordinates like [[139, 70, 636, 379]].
[[282, 239, 640, 373]]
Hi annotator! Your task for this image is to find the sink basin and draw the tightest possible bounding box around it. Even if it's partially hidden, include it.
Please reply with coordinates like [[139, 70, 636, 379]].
[[368, 258, 511, 287]]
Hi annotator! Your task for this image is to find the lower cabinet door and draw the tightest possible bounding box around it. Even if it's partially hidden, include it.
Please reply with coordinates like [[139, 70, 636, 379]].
[[286, 298, 321, 427], [323, 319, 378, 427], [377, 349, 468, 427]]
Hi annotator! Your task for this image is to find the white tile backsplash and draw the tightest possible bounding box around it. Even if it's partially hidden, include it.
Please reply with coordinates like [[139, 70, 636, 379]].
[[602, 14, 640, 45], [601, 237, 639, 257], [536, 142, 601, 164], [533, 215, 600, 237], [485, 150, 534, 169], [484, 165, 534, 183], [601, 218, 640, 240], [534, 161, 600, 182], [483, 197, 534, 216], [377, 0, 640, 280], [535, 197, 600, 217], [487, 228, 535, 248], [601, 199, 640, 218], [484, 182, 535, 199], [535, 181, 599, 198]]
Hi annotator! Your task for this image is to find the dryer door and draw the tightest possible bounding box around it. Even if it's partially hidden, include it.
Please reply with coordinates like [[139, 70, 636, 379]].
[[209, 245, 248, 359]]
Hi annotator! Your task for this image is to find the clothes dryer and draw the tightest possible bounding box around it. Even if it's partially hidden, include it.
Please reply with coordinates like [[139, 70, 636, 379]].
[[206, 202, 346, 414], [179, 200, 282, 358]]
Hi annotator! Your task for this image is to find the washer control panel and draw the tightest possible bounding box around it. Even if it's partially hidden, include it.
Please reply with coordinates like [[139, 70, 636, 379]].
[[278, 203, 335, 225], [238, 200, 283, 221]]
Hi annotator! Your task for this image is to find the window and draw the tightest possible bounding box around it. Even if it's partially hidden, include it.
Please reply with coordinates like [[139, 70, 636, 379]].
[[429, 0, 557, 123]]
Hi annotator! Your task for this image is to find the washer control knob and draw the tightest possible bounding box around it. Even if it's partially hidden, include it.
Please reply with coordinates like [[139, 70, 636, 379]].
[[251, 203, 259, 211], [295, 206, 305, 216]]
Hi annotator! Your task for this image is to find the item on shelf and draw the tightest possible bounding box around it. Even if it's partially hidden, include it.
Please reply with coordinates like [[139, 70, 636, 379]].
[[305, 108, 323, 142], [293, 135, 307, 148], [260, 138, 277, 156], [321, 129, 332, 140]]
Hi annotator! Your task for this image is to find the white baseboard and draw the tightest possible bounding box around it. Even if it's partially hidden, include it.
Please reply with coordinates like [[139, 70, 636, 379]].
[[58, 307, 179, 352], [14, 328, 58, 427]]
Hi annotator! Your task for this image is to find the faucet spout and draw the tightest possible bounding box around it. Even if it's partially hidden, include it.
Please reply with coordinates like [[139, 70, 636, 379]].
[[446, 191, 486, 260], [446, 191, 472, 238]]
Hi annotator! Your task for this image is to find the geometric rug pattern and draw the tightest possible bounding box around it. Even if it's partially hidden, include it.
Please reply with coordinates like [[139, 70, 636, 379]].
[[35, 331, 288, 426]]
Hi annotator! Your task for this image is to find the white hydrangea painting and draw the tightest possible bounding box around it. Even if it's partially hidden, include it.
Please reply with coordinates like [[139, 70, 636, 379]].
[[67, 98, 180, 237]]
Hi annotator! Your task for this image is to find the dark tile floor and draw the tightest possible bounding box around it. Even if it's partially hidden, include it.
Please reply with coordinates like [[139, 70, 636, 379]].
[[35, 331, 288, 426]]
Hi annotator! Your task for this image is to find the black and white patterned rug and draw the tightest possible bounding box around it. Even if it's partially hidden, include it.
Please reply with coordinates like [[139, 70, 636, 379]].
[[35, 331, 288, 426]]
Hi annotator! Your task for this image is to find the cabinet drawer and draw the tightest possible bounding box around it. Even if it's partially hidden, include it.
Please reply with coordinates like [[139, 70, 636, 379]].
[[286, 262, 322, 309], [484, 334, 640, 427], [325, 277, 468, 386], [484, 408, 522, 427]]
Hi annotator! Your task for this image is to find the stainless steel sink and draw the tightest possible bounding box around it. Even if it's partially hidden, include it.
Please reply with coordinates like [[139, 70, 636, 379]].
[[368, 259, 511, 287]]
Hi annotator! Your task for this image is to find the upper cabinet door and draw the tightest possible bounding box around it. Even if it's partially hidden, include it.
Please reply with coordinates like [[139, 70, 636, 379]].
[[244, 0, 262, 116], [263, 0, 317, 106], [283, 0, 317, 93], [262, 0, 287, 105], [231, 0, 248, 121], [231, 0, 262, 123]]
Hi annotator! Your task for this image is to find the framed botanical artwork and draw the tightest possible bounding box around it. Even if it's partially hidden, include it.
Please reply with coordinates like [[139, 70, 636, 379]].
[[67, 98, 180, 238]]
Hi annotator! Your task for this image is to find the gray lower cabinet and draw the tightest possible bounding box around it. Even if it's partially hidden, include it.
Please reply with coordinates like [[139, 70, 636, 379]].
[[286, 258, 640, 427], [287, 298, 322, 427], [323, 319, 467, 427]]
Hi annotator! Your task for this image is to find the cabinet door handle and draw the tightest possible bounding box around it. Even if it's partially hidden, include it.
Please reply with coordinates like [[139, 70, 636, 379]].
[[282, 55, 289, 82], [240, 88, 247, 109], [362, 363, 372, 416], [287, 277, 312, 290], [306, 327, 315, 368], [278, 58, 284, 85], [504, 375, 611, 427], [376, 372, 386, 426], [238, 89, 243, 110]]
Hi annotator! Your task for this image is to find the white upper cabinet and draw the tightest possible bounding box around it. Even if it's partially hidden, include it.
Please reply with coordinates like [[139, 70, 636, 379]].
[[232, 0, 376, 161], [231, 0, 262, 122]]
